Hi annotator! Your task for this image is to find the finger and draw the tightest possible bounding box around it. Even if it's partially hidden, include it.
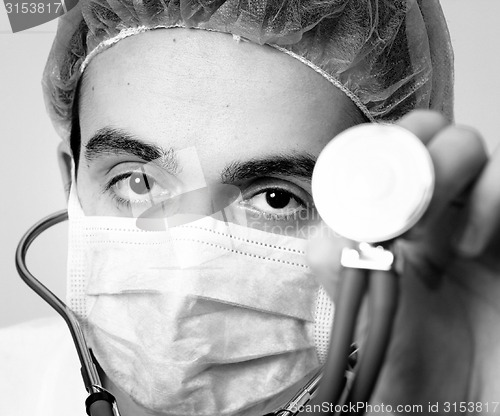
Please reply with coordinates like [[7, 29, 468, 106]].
[[415, 125, 488, 231], [397, 110, 450, 145], [457, 145, 500, 256]]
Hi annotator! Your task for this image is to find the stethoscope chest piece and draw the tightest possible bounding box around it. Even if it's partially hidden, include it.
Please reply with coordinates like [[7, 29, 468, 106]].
[[312, 124, 434, 243]]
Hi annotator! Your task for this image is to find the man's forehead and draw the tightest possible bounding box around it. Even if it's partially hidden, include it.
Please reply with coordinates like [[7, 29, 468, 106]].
[[81, 28, 330, 98], [76, 28, 363, 177], [78, 28, 353, 132]]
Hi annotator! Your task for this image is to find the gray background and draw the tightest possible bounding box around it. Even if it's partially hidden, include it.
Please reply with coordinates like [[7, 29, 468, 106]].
[[1, 1, 499, 328]]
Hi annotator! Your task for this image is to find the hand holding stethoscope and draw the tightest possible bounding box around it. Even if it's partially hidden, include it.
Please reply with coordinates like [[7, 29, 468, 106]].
[[310, 110, 499, 413]]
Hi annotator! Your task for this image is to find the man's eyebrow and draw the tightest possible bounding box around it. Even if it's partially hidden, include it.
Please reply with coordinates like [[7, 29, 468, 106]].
[[221, 154, 316, 183], [84, 127, 178, 171]]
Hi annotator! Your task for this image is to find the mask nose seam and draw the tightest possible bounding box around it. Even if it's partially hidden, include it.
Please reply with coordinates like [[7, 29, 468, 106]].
[[82, 224, 309, 254], [180, 224, 307, 254]]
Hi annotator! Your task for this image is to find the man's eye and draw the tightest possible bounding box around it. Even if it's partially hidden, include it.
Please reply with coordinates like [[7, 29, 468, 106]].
[[244, 189, 306, 220], [107, 170, 170, 206], [128, 171, 153, 195]]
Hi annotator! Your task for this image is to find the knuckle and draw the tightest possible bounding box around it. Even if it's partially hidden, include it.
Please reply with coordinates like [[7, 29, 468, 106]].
[[454, 124, 484, 140], [403, 109, 449, 125], [439, 124, 487, 156]]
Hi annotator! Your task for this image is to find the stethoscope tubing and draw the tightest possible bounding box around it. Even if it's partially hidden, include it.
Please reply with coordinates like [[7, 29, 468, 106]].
[[315, 267, 369, 411], [312, 266, 399, 415], [15, 210, 117, 416], [344, 268, 399, 413]]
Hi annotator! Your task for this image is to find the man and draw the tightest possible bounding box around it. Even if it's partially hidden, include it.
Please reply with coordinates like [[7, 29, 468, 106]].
[[2, 0, 500, 415]]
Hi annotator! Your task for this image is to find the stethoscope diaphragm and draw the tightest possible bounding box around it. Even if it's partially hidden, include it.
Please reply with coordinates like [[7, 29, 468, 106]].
[[312, 124, 434, 243]]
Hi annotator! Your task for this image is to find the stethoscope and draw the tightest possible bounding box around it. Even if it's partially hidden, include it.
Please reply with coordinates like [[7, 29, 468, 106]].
[[15, 124, 434, 416]]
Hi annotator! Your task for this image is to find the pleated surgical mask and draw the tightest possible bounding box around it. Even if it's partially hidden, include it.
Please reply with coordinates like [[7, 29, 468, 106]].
[[66, 177, 335, 415]]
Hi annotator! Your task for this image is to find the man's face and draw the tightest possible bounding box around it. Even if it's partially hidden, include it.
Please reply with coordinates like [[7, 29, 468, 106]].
[[76, 29, 363, 236], [71, 28, 366, 414]]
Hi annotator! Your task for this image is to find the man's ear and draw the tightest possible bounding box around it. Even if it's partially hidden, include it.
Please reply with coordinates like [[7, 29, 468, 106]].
[[57, 141, 73, 200]]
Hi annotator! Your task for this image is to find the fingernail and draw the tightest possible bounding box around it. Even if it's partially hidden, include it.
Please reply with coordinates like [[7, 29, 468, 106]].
[[457, 223, 482, 257]]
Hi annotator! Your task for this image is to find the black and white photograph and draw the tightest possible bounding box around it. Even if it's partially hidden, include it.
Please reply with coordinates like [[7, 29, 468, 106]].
[[1, 1, 500, 415]]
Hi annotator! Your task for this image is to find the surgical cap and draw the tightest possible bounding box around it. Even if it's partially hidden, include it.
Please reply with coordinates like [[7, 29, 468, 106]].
[[43, 0, 454, 142]]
